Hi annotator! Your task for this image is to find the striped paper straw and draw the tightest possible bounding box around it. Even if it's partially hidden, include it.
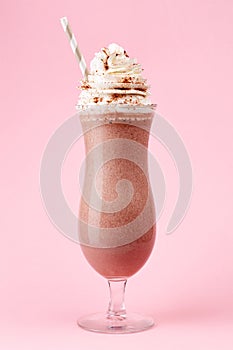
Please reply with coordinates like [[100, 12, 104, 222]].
[[60, 17, 89, 78]]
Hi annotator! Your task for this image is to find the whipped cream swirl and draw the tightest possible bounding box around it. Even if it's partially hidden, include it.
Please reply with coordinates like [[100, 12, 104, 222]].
[[77, 43, 152, 107]]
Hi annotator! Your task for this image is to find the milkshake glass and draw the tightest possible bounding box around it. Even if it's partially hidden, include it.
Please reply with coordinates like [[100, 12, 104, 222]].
[[77, 44, 156, 333]]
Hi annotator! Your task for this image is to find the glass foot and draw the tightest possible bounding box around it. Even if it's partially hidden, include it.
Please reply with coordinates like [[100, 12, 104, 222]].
[[78, 312, 155, 334]]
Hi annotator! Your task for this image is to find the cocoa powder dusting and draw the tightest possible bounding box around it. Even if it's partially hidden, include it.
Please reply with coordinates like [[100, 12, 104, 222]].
[[122, 77, 132, 83], [81, 82, 90, 90], [102, 47, 108, 56], [104, 60, 109, 70], [102, 47, 109, 70]]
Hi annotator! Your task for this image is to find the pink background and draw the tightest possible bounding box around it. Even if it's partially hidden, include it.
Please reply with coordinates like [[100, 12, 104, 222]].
[[1, 0, 233, 348]]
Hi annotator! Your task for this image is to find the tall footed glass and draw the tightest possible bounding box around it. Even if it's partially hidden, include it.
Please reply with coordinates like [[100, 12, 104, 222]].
[[77, 104, 156, 333]]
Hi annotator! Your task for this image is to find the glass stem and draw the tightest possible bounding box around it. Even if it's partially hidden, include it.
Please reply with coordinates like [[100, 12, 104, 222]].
[[107, 279, 127, 320]]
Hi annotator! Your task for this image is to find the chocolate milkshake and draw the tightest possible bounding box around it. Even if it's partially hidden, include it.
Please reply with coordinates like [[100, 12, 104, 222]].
[[77, 44, 156, 279]]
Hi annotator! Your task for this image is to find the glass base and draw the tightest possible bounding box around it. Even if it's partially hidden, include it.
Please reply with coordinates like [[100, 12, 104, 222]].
[[78, 312, 155, 334]]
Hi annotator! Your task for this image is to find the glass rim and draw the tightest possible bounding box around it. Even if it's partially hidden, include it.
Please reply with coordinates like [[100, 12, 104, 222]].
[[76, 103, 157, 113]]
